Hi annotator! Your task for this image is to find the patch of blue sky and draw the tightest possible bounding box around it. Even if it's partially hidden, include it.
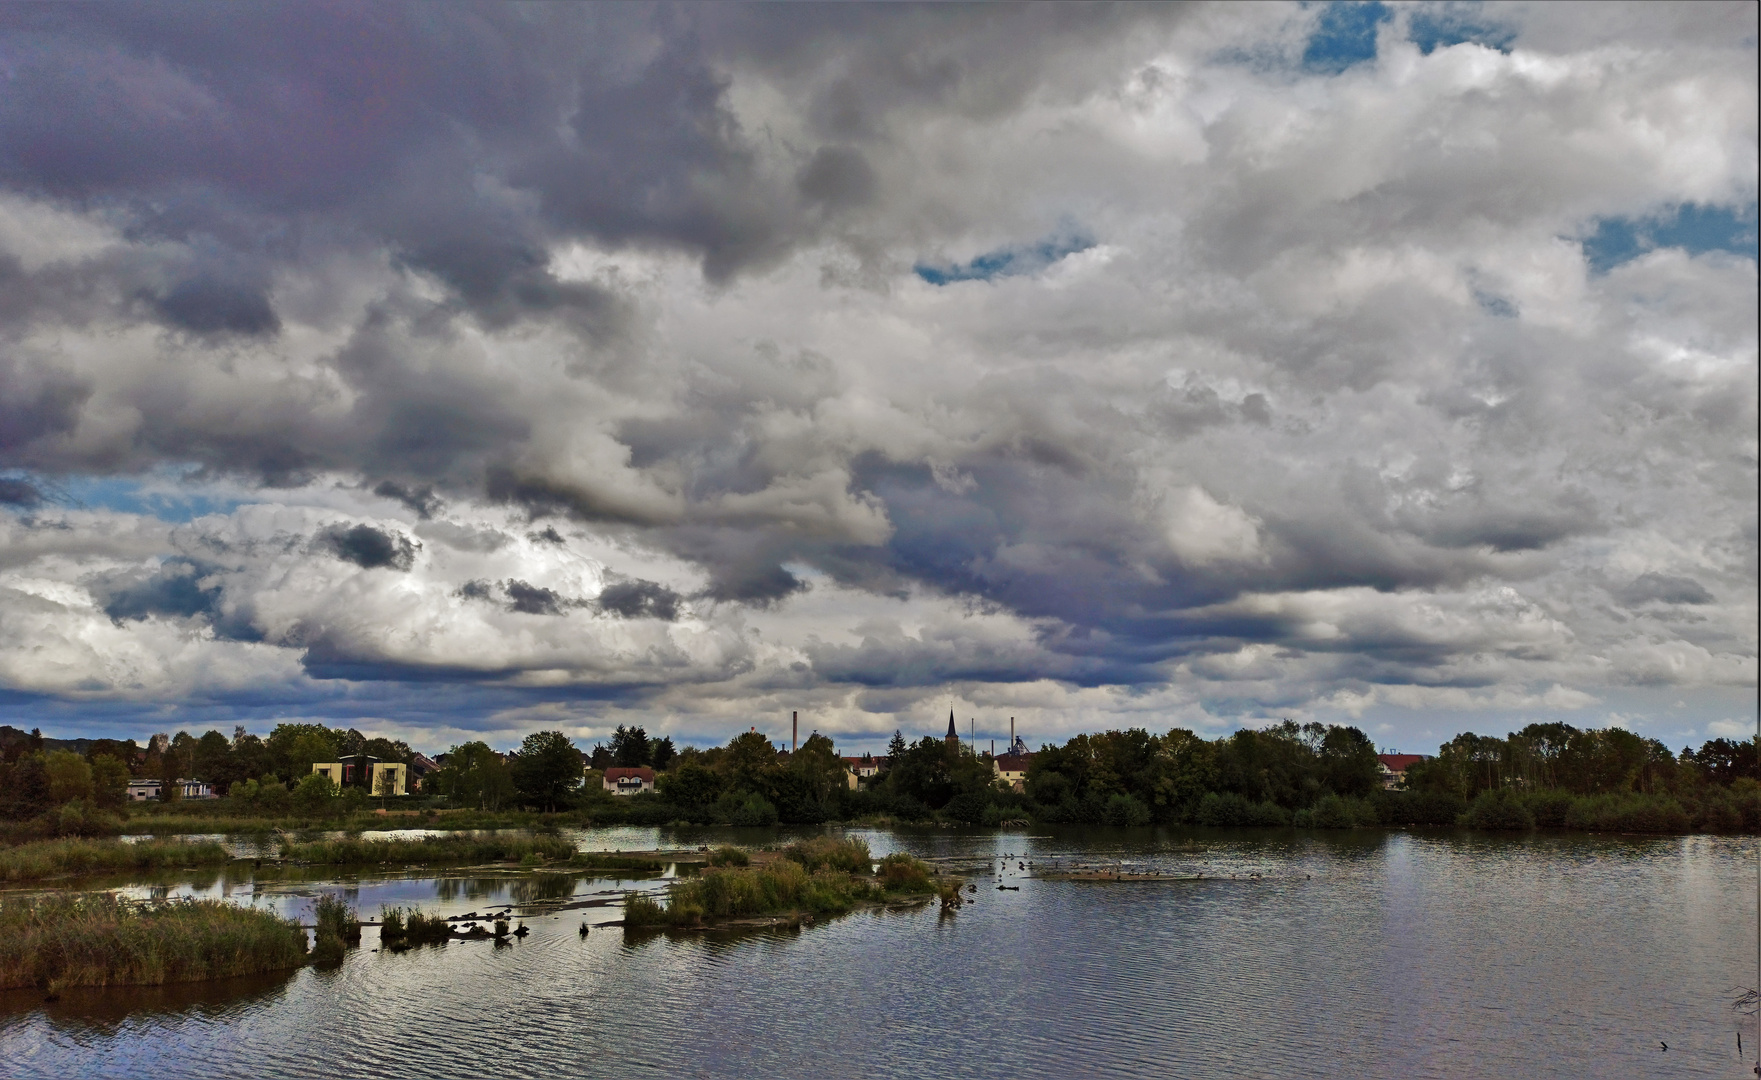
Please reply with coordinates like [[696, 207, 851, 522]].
[[1408, 2, 1516, 55], [1581, 202, 1760, 274], [914, 230, 1096, 286], [1301, 1, 1390, 75], [9, 466, 248, 522]]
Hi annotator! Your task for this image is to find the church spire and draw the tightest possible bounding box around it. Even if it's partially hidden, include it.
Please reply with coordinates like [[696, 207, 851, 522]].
[[946, 709, 958, 744]]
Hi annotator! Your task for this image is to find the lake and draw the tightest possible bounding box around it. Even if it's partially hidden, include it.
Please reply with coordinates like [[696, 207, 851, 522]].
[[3, 827, 1756, 1079]]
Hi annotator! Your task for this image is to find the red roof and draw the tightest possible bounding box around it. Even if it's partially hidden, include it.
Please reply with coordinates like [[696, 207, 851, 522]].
[[1378, 754, 1426, 772], [994, 753, 1033, 772], [603, 767, 655, 782]]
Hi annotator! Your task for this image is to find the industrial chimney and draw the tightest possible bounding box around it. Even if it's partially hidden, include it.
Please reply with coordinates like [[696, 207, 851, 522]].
[[792, 711, 798, 753]]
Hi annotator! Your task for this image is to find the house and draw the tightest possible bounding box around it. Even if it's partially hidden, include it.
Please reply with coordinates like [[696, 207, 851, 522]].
[[127, 778, 216, 801], [993, 752, 1033, 792], [1377, 754, 1428, 790], [311, 755, 408, 795], [842, 756, 885, 790], [603, 767, 655, 796]]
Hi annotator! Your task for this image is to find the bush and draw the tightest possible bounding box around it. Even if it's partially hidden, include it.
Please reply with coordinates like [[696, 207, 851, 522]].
[[1372, 790, 1467, 827], [622, 891, 668, 927], [292, 772, 339, 816], [1194, 792, 1290, 827], [1523, 789, 1576, 829], [1103, 793, 1152, 826], [730, 793, 779, 827], [1300, 795, 1377, 829], [783, 836, 871, 874], [0, 893, 306, 990], [707, 846, 750, 868], [1463, 789, 1534, 831], [1563, 793, 1690, 833], [877, 852, 935, 894], [569, 852, 666, 872]]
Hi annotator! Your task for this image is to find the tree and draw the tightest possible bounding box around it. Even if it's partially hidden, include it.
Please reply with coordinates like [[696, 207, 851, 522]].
[[267, 723, 341, 780], [650, 736, 677, 771], [294, 771, 339, 815], [724, 730, 779, 795], [433, 742, 515, 810], [43, 750, 94, 805], [610, 726, 651, 768], [511, 731, 584, 811], [90, 754, 130, 809]]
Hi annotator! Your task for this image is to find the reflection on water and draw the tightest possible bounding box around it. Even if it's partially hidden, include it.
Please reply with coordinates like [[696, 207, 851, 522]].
[[3, 827, 1756, 1080]]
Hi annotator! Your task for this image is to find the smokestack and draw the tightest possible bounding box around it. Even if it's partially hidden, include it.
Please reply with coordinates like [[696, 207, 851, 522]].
[[792, 711, 798, 753], [1010, 717, 1015, 749], [991, 739, 995, 757]]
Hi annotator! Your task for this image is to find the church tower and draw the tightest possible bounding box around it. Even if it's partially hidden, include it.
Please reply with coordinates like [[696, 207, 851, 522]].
[[946, 709, 959, 746]]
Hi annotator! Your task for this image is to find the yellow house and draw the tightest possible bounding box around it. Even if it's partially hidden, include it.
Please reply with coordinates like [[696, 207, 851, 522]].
[[311, 758, 407, 795], [371, 762, 407, 796]]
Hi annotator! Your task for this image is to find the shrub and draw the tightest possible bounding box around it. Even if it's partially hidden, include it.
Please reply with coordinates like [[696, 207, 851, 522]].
[[1373, 790, 1467, 827], [783, 836, 871, 873], [1463, 789, 1534, 831], [570, 852, 666, 872], [877, 852, 935, 894], [622, 891, 667, 927], [1103, 793, 1152, 826], [707, 846, 750, 867], [730, 794, 779, 827], [1524, 789, 1576, 829], [1563, 793, 1691, 833]]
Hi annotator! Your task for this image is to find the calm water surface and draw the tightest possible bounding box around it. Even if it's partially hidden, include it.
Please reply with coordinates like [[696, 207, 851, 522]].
[[3, 827, 1756, 1079]]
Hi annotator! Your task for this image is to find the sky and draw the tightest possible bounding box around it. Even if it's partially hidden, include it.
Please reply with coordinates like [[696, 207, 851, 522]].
[[0, 1, 1754, 757]]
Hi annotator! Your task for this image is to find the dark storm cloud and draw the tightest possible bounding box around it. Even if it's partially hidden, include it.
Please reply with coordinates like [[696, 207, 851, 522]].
[[597, 579, 682, 621], [375, 481, 442, 520], [321, 524, 418, 571], [1617, 573, 1715, 606], [0, 478, 41, 507], [149, 277, 280, 337], [97, 560, 219, 622]]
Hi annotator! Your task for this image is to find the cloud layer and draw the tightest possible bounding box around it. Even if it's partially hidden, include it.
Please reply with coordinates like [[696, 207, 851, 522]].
[[0, 2, 1754, 753]]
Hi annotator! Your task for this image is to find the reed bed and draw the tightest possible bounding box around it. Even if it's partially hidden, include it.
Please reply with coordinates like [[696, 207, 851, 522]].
[[0, 838, 231, 883], [625, 860, 883, 928], [281, 834, 575, 866], [782, 836, 872, 874], [0, 893, 306, 990], [379, 906, 451, 947]]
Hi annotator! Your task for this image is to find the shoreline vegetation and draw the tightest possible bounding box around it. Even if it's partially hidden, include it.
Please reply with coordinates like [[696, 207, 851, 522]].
[[0, 893, 306, 992], [1, 719, 1754, 849], [621, 839, 961, 930]]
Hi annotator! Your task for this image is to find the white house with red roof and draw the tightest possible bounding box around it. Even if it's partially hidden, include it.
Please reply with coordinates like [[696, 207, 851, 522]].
[[602, 766, 656, 796], [1377, 754, 1427, 790]]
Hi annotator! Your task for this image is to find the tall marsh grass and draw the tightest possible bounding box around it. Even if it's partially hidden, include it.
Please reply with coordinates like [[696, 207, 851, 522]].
[[782, 836, 871, 873], [0, 893, 306, 990], [281, 834, 575, 866], [0, 838, 231, 882]]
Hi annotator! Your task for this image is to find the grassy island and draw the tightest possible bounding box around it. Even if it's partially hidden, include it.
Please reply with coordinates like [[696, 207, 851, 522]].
[[622, 840, 959, 929], [0, 893, 306, 991], [280, 833, 576, 866], [0, 837, 232, 883]]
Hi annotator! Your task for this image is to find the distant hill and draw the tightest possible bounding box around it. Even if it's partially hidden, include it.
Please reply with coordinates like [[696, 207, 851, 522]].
[[0, 725, 94, 756]]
